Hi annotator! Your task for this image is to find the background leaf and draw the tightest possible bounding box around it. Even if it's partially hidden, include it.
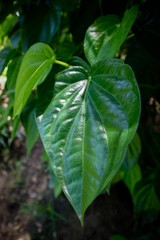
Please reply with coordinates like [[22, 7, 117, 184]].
[[122, 132, 141, 170], [106, 132, 141, 193], [119, 133, 142, 195], [0, 47, 17, 75], [36, 58, 140, 224], [21, 101, 39, 155], [13, 43, 55, 118], [7, 56, 23, 100], [121, 163, 142, 195], [84, 5, 138, 65], [0, 14, 18, 45], [22, 1, 61, 52], [134, 177, 160, 212]]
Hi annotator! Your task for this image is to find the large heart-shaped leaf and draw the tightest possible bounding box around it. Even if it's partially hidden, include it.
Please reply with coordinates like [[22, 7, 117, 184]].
[[13, 43, 55, 118], [84, 5, 138, 66], [36, 58, 141, 224]]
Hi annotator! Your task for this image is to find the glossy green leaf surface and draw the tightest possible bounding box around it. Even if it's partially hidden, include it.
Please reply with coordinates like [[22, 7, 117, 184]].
[[36, 58, 141, 224], [84, 5, 138, 65], [13, 43, 55, 118]]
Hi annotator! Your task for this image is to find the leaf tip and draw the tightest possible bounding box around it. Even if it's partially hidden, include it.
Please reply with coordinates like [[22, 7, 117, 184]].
[[79, 214, 84, 227]]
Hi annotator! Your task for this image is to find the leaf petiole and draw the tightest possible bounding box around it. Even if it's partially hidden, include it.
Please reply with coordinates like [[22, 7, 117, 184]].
[[54, 60, 71, 68]]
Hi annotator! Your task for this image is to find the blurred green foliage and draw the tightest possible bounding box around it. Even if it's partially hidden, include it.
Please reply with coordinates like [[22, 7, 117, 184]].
[[0, 0, 160, 238]]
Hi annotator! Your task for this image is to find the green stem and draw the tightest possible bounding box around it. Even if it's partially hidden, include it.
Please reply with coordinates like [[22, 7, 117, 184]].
[[54, 60, 71, 68], [126, 33, 135, 40]]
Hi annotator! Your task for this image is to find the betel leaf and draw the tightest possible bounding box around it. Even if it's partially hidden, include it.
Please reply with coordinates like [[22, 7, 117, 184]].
[[13, 43, 56, 118], [36, 58, 141, 224], [84, 5, 138, 66]]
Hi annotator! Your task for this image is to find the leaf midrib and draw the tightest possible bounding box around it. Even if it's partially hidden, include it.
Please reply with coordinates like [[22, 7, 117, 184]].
[[49, 83, 87, 218]]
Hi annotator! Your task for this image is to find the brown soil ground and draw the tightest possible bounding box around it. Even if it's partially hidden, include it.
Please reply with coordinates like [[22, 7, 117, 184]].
[[0, 135, 134, 240]]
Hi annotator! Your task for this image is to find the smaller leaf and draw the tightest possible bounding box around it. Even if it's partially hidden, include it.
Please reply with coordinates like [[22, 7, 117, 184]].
[[84, 5, 138, 65], [13, 43, 56, 118]]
